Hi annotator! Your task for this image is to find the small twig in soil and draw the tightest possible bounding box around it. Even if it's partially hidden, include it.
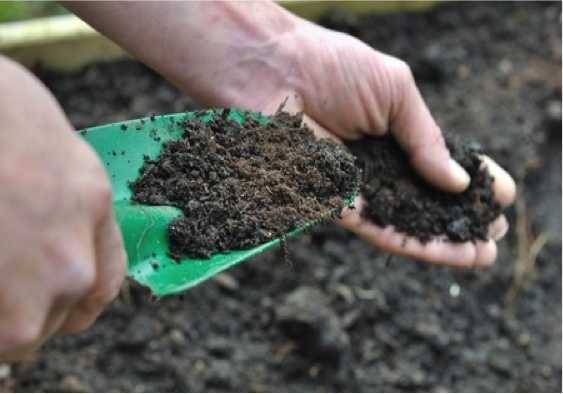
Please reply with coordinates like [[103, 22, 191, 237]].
[[120, 280, 132, 305], [506, 190, 548, 302], [383, 254, 394, 268], [249, 384, 270, 393], [276, 95, 290, 114], [309, 363, 322, 378], [275, 341, 296, 362], [280, 235, 292, 268]]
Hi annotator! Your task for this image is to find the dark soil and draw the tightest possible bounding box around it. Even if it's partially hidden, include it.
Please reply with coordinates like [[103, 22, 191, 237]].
[[131, 110, 359, 259], [348, 134, 501, 242], [3, 2, 560, 393]]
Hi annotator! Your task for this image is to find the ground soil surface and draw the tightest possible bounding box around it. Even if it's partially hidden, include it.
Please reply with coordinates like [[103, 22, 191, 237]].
[[2, 2, 561, 392]]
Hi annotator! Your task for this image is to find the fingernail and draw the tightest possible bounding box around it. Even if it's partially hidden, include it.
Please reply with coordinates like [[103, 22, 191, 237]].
[[494, 222, 509, 241], [449, 159, 470, 190], [490, 216, 509, 241]]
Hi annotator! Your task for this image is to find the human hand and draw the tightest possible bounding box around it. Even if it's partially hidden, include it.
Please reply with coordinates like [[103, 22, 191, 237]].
[[0, 57, 126, 362], [212, 18, 516, 266], [65, 0, 515, 266]]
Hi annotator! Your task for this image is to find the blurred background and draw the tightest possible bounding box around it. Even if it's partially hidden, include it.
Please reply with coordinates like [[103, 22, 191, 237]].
[[0, 1, 561, 392], [0, 1, 67, 22]]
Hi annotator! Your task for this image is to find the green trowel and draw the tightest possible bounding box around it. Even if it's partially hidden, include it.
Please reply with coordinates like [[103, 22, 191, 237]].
[[80, 109, 354, 297]]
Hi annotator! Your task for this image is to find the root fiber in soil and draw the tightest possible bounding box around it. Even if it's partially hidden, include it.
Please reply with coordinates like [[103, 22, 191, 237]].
[[131, 109, 359, 259]]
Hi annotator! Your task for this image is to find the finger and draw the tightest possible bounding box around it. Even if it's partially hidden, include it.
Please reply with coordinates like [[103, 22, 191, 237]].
[[0, 227, 96, 361], [488, 215, 509, 241], [0, 294, 50, 362], [0, 299, 73, 363], [338, 197, 479, 267], [0, 271, 77, 361], [473, 239, 498, 267], [38, 302, 72, 346], [58, 210, 126, 335], [387, 61, 470, 193], [44, 227, 97, 337], [479, 155, 516, 207]]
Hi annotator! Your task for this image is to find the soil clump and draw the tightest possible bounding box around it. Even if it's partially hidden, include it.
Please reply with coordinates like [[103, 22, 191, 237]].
[[347, 135, 501, 242], [131, 109, 359, 259]]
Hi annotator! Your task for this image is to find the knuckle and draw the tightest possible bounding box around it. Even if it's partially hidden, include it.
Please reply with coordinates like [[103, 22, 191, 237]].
[[384, 58, 415, 119], [433, 127, 447, 149], [394, 59, 414, 82], [61, 262, 96, 298], [93, 178, 113, 207], [410, 131, 446, 164], [0, 57, 29, 92], [48, 244, 96, 297], [62, 291, 116, 336], [68, 144, 113, 219], [0, 56, 59, 120], [68, 262, 96, 295], [73, 274, 124, 321], [389, 59, 415, 98], [86, 174, 113, 218], [65, 317, 96, 335], [396, 62, 416, 97], [89, 279, 122, 309]]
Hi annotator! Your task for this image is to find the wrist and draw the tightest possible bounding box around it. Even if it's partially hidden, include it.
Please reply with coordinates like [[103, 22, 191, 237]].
[[176, 1, 306, 109], [64, 0, 308, 111]]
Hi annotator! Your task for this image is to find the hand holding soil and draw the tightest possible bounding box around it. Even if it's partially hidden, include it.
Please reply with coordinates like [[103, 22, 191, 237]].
[[280, 27, 516, 266], [154, 3, 517, 266], [289, 29, 516, 266], [64, 1, 516, 266]]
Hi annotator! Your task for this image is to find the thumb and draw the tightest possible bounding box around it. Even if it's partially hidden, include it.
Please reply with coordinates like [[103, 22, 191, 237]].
[[387, 58, 470, 193]]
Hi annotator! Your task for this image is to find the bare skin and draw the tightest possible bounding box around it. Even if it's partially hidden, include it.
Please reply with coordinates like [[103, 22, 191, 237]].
[[0, 1, 516, 361], [0, 57, 126, 362]]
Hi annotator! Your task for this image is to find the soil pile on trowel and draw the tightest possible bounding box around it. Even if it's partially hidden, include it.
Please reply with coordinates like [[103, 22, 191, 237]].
[[131, 108, 360, 259], [346, 134, 502, 243]]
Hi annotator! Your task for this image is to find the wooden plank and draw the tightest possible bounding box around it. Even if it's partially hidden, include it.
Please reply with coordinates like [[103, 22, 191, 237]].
[[0, 15, 94, 50], [277, 0, 451, 20], [0, 2, 439, 72], [3, 35, 127, 72], [0, 15, 127, 71]]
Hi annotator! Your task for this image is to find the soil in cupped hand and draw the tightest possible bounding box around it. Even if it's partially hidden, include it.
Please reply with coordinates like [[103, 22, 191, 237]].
[[131, 108, 360, 259], [346, 134, 502, 243]]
